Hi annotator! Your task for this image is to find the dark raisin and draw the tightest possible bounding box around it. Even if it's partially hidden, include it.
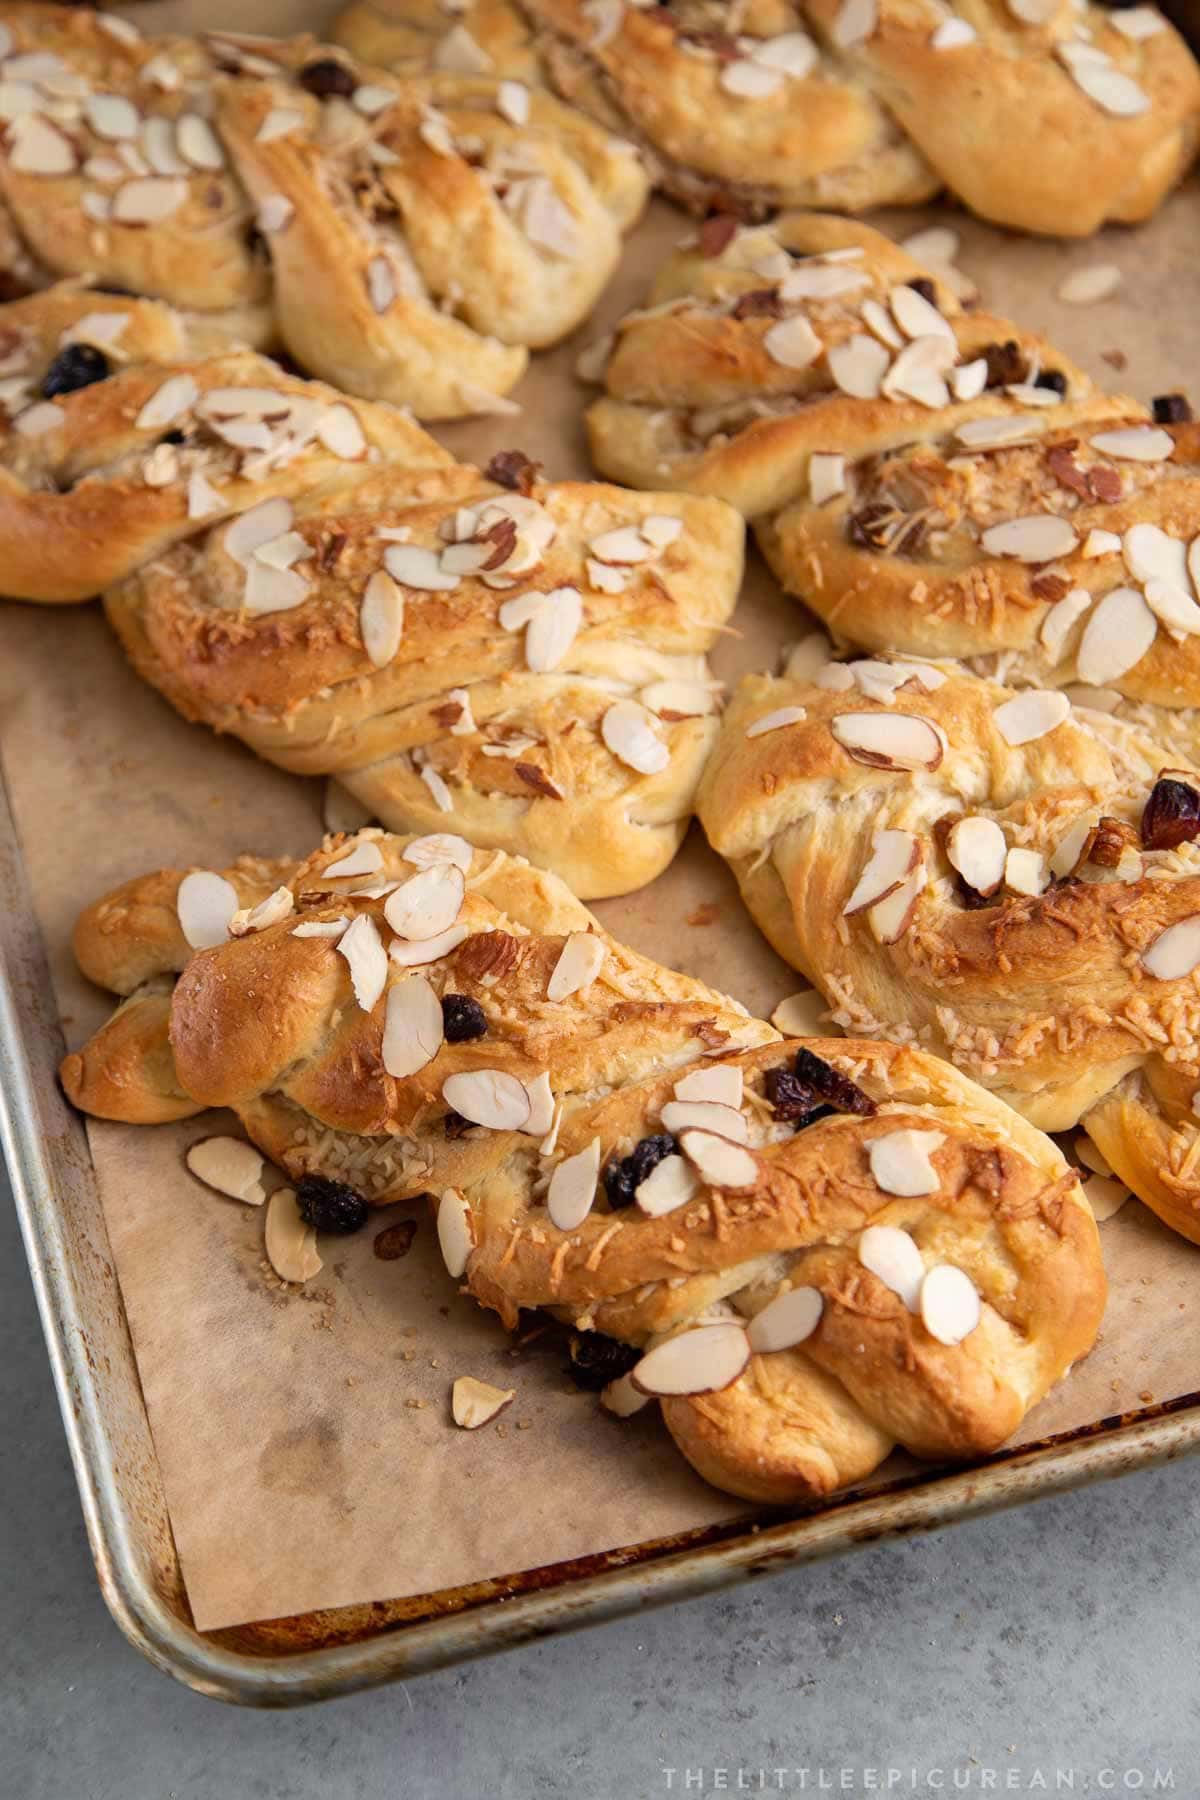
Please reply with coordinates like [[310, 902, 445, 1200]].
[[847, 502, 899, 550], [1153, 393, 1193, 424], [763, 1066, 835, 1129], [441, 993, 488, 1041], [41, 344, 110, 399], [161, 428, 186, 446], [298, 57, 357, 98], [956, 876, 998, 910], [907, 277, 937, 305], [0, 272, 32, 303], [1035, 369, 1067, 396], [444, 1110, 472, 1139], [731, 287, 783, 320], [485, 448, 540, 494], [793, 1047, 877, 1116], [1141, 774, 1200, 851], [982, 340, 1026, 389], [566, 1331, 641, 1391], [295, 1174, 369, 1234], [603, 1133, 677, 1210]]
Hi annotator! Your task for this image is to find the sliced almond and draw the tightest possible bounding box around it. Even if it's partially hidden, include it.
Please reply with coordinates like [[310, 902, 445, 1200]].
[[337, 913, 388, 1012], [521, 1072, 555, 1139], [389, 922, 469, 967], [1110, 6, 1166, 37], [919, 1264, 980, 1345], [1005, 847, 1048, 896], [293, 918, 349, 940], [1088, 426, 1172, 463], [745, 705, 806, 738], [589, 525, 654, 565], [177, 869, 238, 949], [600, 1371, 651, 1416], [257, 192, 293, 233], [384, 864, 464, 941], [860, 298, 903, 351], [496, 79, 530, 124], [1068, 62, 1149, 118], [134, 371, 198, 432], [868, 1128, 945, 1198], [141, 115, 187, 176], [451, 1376, 515, 1428], [1083, 529, 1122, 559], [809, 452, 846, 505], [547, 932, 605, 1002], [323, 841, 384, 879], [229, 886, 294, 936], [317, 404, 367, 460], [547, 1137, 601, 1231], [1076, 586, 1157, 684], [674, 1065, 743, 1107], [224, 497, 293, 565], [869, 867, 924, 945], [762, 314, 822, 373], [882, 334, 956, 408], [770, 990, 829, 1036], [827, 332, 889, 400], [677, 1129, 758, 1190], [442, 1069, 531, 1130], [932, 18, 977, 48], [661, 1099, 749, 1143], [640, 514, 683, 550], [14, 401, 63, 437], [1144, 579, 1200, 638], [993, 688, 1071, 746], [384, 543, 459, 591], [1041, 587, 1093, 661], [361, 570, 405, 668], [844, 829, 920, 915], [950, 358, 988, 402], [632, 1153, 698, 1218], [256, 107, 304, 143], [719, 58, 784, 99], [631, 1324, 751, 1397], [889, 284, 953, 343], [113, 175, 187, 223], [187, 471, 224, 520], [525, 586, 582, 673], [1123, 523, 1190, 592], [243, 562, 308, 616], [9, 113, 77, 174], [602, 700, 669, 775], [176, 113, 223, 171], [956, 414, 1047, 451], [437, 1187, 474, 1276], [831, 712, 944, 771], [1057, 264, 1121, 306], [1050, 815, 1098, 880], [779, 263, 868, 302], [1142, 914, 1200, 981], [185, 1135, 267, 1204], [265, 1187, 322, 1284], [946, 817, 1006, 895], [858, 1223, 923, 1309], [746, 1285, 823, 1353], [640, 679, 717, 717], [981, 515, 1079, 563], [831, 0, 878, 49], [421, 766, 455, 813], [382, 975, 444, 1078], [403, 833, 474, 873]]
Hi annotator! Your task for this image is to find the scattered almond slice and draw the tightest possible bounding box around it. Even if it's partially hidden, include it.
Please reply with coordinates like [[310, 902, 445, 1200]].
[[1076, 586, 1157, 684], [1142, 914, 1200, 980], [632, 1324, 751, 1397], [1066, 61, 1149, 118], [442, 1069, 531, 1130], [257, 192, 293, 233], [831, 0, 878, 49], [956, 414, 1047, 450], [720, 59, 783, 99], [1144, 579, 1200, 638], [931, 17, 977, 47], [229, 886, 294, 936], [808, 453, 846, 505], [762, 314, 822, 372], [919, 1264, 980, 1345], [437, 1188, 475, 1276], [746, 1285, 823, 1353], [451, 1376, 515, 1429], [135, 372, 198, 432], [360, 569, 405, 669], [868, 867, 924, 944], [521, 1072, 555, 1139], [1088, 426, 1172, 463], [674, 1065, 742, 1107], [420, 766, 455, 813], [827, 333, 889, 399], [547, 932, 605, 1002], [293, 917, 349, 940], [858, 1223, 923, 1309], [265, 1187, 323, 1284], [384, 543, 459, 591], [1082, 1173, 1131, 1222], [868, 1128, 945, 1197], [589, 525, 654, 565], [677, 1129, 758, 1190], [993, 688, 1071, 746], [1110, 5, 1166, 37], [113, 175, 187, 223], [10, 114, 77, 174], [382, 975, 445, 1078], [1057, 264, 1121, 306], [224, 497, 293, 565], [641, 514, 682, 550], [323, 840, 384, 880], [337, 913, 388, 1012], [889, 284, 954, 342], [770, 990, 830, 1036], [634, 1153, 699, 1218], [640, 679, 716, 717], [402, 833, 474, 873], [317, 404, 366, 460], [881, 334, 956, 408], [946, 817, 1006, 895], [981, 515, 1079, 562], [661, 1099, 749, 1142], [1005, 847, 1048, 896], [257, 107, 304, 143], [384, 863, 465, 941], [831, 712, 944, 771], [844, 829, 921, 915], [176, 869, 238, 949], [185, 1136, 267, 1204], [602, 700, 669, 775], [1083, 529, 1121, 559], [746, 705, 806, 739], [860, 298, 903, 351], [1123, 523, 1190, 591], [950, 359, 988, 402], [547, 1137, 601, 1230], [1041, 587, 1093, 661], [525, 586, 582, 673], [600, 1371, 651, 1416], [176, 113, 223, 171]]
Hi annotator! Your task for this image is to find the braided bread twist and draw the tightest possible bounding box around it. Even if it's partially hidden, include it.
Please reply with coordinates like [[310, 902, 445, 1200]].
[[333, 0, 1200, 234], [698, 650, 1200, 1243], [61, 829, 1103, 1502]]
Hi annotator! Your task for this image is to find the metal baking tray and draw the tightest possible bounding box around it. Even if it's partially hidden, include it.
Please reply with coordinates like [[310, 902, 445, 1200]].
[[4, 771, 1200, 1704]]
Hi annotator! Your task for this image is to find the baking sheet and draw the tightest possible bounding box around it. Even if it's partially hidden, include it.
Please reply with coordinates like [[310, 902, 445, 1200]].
[[1, 0, 1198, 1634]]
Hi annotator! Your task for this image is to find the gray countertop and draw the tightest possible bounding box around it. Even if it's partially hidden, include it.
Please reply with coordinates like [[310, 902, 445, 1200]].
[[3, 1163, 1195, 1799]]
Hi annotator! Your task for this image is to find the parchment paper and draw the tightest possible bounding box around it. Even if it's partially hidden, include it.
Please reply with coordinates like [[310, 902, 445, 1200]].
[[0, 0, 1196, 1633]]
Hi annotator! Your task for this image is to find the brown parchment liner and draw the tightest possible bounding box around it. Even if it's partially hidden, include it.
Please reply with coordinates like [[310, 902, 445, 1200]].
[[0, 0, 1195, 1633]]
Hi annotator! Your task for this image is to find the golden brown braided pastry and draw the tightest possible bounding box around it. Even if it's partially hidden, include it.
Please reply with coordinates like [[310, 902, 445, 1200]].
[[0, 285, 452, 602], [103, 455, 743, 896], [333, 0, 1200, 233], [698, 651, 1200, 1244], [61, 829, 1103, 1503]]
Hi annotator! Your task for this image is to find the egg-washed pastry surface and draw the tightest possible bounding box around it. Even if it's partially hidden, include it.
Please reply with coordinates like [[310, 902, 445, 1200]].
[[0, 281, 451, 603], [61, 829, 1104, 1504], [103, 453, 744, 897], [699, 651, 1200, 1244], [0, 6, 647, 419], [333, 0, 1200, 234]]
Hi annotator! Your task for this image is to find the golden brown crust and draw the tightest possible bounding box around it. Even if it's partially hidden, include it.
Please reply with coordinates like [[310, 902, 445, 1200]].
[[103, 467, 743, 897], [0, 312, 450, 602], [698, 656, 1200, 1242], [63, 841, 1101, 1503]]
